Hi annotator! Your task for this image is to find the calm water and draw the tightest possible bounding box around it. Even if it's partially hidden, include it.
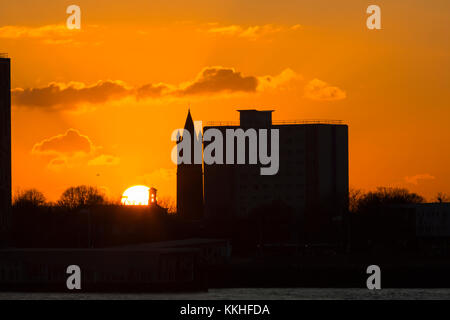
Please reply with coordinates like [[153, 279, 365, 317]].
[[1, 288, 450, 300]]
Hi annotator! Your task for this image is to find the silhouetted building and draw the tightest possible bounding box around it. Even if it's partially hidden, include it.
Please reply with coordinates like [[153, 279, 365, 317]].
[[176, 110, 204, 219], [0, 247, 206, 291], [356, 203, 450, 255], [203, 110, 348, 245], [0, 55, 11, 247], [117, 238, 231, 266], [149, 187, 157, 205]]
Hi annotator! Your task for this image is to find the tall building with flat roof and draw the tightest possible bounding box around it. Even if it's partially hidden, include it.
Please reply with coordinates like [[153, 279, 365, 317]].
[[203, 110, 348, 244], [0, 56, 11, 247]]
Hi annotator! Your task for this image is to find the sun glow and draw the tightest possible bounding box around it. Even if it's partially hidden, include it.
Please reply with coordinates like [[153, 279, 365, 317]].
[[121, 185, 150, 205]]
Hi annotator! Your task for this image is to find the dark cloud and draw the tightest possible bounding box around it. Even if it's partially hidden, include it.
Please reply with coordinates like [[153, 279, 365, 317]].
[[88, 154, 120, 166], [13, 81, 131, 109], [304, 79, 346, 101], [136, 83, 169, 99], [49, 158, 67, 166], [177, 67, 258, 96], [32, 129, 93, 155], [12, 67, 273, 110], [33, 129, 121, 170]]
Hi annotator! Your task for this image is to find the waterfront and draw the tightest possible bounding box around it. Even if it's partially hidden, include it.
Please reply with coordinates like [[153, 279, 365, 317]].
[[1, 288, 450, 300]]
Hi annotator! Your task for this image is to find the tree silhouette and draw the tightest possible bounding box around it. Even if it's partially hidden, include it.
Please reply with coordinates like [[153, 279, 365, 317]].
[[354, 187, 424, 215], [435, 192, 449, 203], [349, 187, 425, 251], [58, 185, 105, 209], [13, 189, 46, 208], [349, 188, 363, 214], [157, 196, 176, 214]]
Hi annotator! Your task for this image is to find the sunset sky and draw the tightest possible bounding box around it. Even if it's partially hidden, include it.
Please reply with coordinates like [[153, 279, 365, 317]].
[[1, 0, 449, 202]]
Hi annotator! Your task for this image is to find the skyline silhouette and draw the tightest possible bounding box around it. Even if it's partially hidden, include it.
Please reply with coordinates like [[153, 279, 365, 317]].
[[1, 0, 450, 296], [2, 1, 449, 203]]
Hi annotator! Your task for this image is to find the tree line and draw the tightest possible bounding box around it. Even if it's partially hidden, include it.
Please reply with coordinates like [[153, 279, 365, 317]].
[[13, 185, 449, 213], [349, 187, 448, 215], [13, 186, 109, 209], [13, 185, 176, 213]]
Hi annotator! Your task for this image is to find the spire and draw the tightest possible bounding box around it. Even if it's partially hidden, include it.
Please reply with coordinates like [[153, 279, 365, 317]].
[[184, 109, 193, 128], [177, 107, 204, 220], [184, 109, 195, 137]]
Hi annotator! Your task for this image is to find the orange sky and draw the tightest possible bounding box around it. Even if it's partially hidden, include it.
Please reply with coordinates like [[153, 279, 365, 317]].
[[1, 0, 449, 202]]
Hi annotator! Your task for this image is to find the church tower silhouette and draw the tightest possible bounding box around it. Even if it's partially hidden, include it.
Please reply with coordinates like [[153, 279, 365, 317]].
[[176, 109, 204, 220]]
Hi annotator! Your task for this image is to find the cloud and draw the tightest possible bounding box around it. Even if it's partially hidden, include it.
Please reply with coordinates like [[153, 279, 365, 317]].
[[13, 80, 132, 110], [304, 79, 346, 101], [136, 83, 171, 99], [257, 68, 302, 91], [13, 67, 304, 110], [47, 158, 68, 171], [49, 158, 67, 166], [0, 24, 101, 47], [42, 39, 82, 46], [176, 67, 258, 96], [32, 129, 93, 156], [405, 174, 435, 185], [206, 24, 301, 40], [0, 24, 69, 39], [32, 129, 120, 170], [88, 155, 121, 166]]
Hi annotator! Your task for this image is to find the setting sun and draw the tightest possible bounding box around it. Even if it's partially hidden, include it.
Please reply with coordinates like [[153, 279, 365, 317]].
[[121, 185, 150, 206]]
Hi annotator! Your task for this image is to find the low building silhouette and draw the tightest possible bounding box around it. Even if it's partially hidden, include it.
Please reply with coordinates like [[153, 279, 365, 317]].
[[352, 202, 450, 255], [0, 246, 207, 292]]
